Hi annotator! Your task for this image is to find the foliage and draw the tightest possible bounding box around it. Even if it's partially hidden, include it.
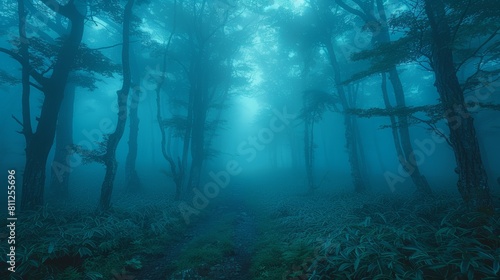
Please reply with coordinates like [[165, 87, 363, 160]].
[[307, 196, 500, 279], [250, 192, 500, 279], [346, 0, 500, 93], [300, 90, 340, 121], [0, 201, 184, 279]]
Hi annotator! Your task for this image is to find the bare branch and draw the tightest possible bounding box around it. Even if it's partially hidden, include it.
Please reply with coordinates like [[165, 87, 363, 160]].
[[90, 41, 141, 51], [455, 27, 500, 72], [450, 0, 472, 43], [29, 82, 44, 92], [12, 115, 24, 127], [411, 115, 453, 147]]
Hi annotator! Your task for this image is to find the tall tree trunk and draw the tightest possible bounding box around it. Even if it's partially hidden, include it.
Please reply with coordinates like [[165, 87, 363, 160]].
[[125, 86, 141, 192], [324, 41, 365, 192], [335, 0, 431, 194], [304, 109, 314, 192], [188, 84, 207, 190], [153, 0, 184, 199], [349, 84, 368, 189], [21, 2, 84, 211], [424, 0, 492, 211], [50, 82, 75, 198], [98, 0, 134, 212], [375, 0, 432, 194]]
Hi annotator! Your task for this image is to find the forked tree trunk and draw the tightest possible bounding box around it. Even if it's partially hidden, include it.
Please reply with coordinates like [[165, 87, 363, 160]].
[[424, 0, 492, 211]]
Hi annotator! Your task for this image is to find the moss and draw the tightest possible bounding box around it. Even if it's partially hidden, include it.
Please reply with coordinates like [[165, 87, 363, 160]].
[[175, 212, 236, 270]]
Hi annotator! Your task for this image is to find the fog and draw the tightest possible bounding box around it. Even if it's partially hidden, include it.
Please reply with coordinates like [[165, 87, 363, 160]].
[[1, 0, 499, 279]]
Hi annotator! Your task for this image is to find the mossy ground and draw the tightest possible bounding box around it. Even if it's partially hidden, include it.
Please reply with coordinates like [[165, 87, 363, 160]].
[[174, 212, 237, 270]]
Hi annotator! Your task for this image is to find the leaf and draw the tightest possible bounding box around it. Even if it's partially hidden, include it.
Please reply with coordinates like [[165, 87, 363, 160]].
[[48, 242, 55, 254], [338, 263, 351, 271], [460, 259, 470, 274], [78, 247, 93, 257], [493, 260, 500, 274], [28, 260, 39, 268], [354, 256, 361, 271]]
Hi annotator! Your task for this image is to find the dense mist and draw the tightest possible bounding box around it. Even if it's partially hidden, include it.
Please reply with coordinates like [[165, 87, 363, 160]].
[[1, 0, 499, 279]]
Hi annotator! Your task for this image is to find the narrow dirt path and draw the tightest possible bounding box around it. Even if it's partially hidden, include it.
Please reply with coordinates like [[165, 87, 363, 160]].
[[133, 187, 259, 280]]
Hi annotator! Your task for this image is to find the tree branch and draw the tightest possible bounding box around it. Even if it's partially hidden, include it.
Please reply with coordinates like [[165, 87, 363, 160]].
[[411, 115, 453, 147], [450, 0, 471, 43], [39, 0, 71, 18], [335, 0, 370, 22], [0, 47, 47, 86], [455, 27, 500, 72], [29, 82, 44, 92], [90, 41, 140, 51]]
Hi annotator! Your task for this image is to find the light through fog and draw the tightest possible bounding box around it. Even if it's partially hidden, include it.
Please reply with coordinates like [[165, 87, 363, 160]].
[[0, 0, 498, 279]]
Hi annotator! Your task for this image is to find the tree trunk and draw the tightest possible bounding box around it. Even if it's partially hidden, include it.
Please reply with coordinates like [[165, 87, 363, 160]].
[[374, 0, 432, 194], [324, 41, 365, 192], [98, 0, 134, 212], [304, 113, 314, 192], [388, 68, 432, 194], [188, 85, 207, 190], [49, 82, 75, 198], [21, 3, 84, 211], [424, 0, 492, 211], [125, 86, 141, 192]]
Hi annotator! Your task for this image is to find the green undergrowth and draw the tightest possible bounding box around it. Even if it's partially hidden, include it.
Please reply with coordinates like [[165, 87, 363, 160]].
[[0, 201, 185, 280], [250, 198, 319, 280], [174, 212, 237, 272], [309, 196, 500, 279], [251, 192, 500, 280]]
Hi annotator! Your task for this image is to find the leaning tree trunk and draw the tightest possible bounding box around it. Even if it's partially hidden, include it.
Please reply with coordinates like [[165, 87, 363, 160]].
[[98, 0, 134, 212], [324, 41, 365, 192], [21, 2, 84, 211], [424, 0, 492, 211], [375, 0, 432, 194], [49, 82, 75, 198]]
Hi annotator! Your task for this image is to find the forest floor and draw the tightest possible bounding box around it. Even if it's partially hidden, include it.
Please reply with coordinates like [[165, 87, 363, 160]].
[[3, 181, 499, 280], [134, 180, 372, 280], [135, 185, 260, 280]]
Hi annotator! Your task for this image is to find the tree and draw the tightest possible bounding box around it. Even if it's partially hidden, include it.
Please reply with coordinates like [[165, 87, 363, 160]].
[[157, 1, 250, 196], [124, 39, 142, 193], [0, 1, 86, 210], [423, 0, 493, 211], [300, 90, 338, 192], [335, 0, 432, 194], [286, 1, 366, 192], [98, 0, 135, 212]]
